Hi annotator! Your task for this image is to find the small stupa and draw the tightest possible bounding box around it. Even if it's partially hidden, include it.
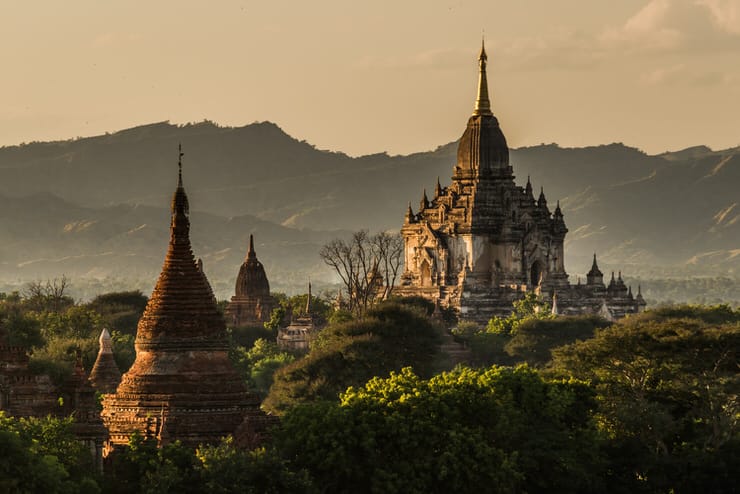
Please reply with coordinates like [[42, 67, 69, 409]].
[[88, 328, 121, 394]]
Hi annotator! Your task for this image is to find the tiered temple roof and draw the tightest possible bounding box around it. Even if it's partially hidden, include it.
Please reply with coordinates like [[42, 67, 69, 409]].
[[101, 148, 261, 451]]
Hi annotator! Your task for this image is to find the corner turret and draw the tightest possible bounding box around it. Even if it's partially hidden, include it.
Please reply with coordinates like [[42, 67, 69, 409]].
[[420, 189, 429, 211], [404, 202, 416, 224], [586, 254, 604, 286], [537, 187, 548, 210]]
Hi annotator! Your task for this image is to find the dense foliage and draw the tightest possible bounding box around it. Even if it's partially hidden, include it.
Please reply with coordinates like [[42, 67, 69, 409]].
[[0, 413, 100, 494], [276, 365, 602, 494], [2, 277, 738, 493], [549, 305, 740, 493], [263, 301, 442, 413], [0, 284, 147, 384], [102, 434, 314, 494]]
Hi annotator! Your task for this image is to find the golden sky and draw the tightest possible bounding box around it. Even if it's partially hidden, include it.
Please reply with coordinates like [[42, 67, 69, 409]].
[[2, 0, 739, 155]]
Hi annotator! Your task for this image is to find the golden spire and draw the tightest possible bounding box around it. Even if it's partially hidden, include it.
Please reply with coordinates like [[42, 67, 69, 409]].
[[473, 39, 493, 117]]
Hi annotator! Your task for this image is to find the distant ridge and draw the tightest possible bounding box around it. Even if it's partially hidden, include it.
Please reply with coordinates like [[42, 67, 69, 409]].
[[0, 121, 737, 297]]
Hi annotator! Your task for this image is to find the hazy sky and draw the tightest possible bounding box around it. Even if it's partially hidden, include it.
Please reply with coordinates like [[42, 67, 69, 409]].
[[2, 0, 739, 156]]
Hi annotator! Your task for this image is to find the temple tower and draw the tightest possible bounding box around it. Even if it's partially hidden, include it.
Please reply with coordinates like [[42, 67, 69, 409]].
[[396, 42, 569, 321], [101, 148, 261, 452], [395, 43, 643, 322], [225, 235, 276, 327], [88, 328, 121, 394]]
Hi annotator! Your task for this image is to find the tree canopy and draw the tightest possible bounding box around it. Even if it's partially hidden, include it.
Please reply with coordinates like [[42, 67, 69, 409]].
[[263, 301, 441, 413], [275, 365, 603, 494]]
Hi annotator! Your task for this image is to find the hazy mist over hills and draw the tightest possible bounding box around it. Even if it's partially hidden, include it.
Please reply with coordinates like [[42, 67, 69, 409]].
[[0, 121, 737, 302]]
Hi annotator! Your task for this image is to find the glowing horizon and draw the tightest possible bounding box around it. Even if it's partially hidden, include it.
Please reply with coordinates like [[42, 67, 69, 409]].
[[2, 0, 739, 156]]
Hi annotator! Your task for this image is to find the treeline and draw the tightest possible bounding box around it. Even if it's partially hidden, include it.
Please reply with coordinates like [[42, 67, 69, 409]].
[[1, 282, 738, 493], [635, 276, 739, 307], [0, 279, 147, 383]]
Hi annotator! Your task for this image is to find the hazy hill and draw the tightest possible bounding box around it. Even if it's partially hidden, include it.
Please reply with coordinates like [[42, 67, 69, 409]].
[[0, 121, 737, 300]]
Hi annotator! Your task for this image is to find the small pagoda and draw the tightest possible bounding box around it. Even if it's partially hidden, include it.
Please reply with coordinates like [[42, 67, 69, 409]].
[[225, 235, 276, 327], [88, 328, 121, 394], [101, 147, 262, 452]]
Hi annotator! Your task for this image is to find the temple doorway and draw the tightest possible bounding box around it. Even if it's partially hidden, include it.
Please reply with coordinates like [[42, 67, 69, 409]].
[[530, 260, 544, 288], [420, 260, 432, 287]]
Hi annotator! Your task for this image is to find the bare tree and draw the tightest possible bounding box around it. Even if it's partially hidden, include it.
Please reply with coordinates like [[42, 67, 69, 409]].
[[371, 231, 403, 301], [23, 275, 71, 313], [320, 230, 403, 314]]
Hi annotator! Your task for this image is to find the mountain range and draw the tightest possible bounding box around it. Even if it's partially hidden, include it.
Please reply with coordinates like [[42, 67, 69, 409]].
[[0, 121, 737, 301]]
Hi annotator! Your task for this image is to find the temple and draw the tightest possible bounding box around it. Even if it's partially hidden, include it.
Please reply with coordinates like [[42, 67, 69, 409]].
[[101, 148, 265, 452], [225, 235, 276, 328], [395, 42, 645, 323], [0, 330, 107, 469], [88, 328, 122, 394], [277, 282, 315, 352]]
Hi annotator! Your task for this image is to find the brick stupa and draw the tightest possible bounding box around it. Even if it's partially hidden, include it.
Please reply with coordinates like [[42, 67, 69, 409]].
[[88, 328, 121, 394], [101, 149, 261, 452], [225, 235, 276, 327]]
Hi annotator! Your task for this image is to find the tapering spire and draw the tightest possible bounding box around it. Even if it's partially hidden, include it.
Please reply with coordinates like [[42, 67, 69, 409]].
[[247, 234, 256, 260], [405, 202, 415, 224], [538, 186, 547, 208], [170, 145, 190, 243], [435, 177, 442, 197], [525, 176, 533, 196], [420, 189, 429, 211], [473, 39, 493, 116]]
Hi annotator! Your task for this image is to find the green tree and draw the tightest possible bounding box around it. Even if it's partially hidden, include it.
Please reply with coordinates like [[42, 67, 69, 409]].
[[87, 290, 148, 336], [0, 303, 43, 348], [230, 338, 295, 397], [486, 291, 552, 335], [0, 413, 100, 494], [550, 305, 740, 493], [275, 365, 603, 494], [36, 305, 102, 340], [264, 301, 441, 413], [263, 306, 286, 332], [196, 437, 314, 494]]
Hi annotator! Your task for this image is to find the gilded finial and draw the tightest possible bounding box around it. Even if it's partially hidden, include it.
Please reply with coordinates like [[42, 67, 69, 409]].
[[473, 39, 493, 117]]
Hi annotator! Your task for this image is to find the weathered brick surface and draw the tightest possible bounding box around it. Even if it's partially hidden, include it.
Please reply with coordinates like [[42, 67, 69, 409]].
[[101, 165, 266, 452]]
